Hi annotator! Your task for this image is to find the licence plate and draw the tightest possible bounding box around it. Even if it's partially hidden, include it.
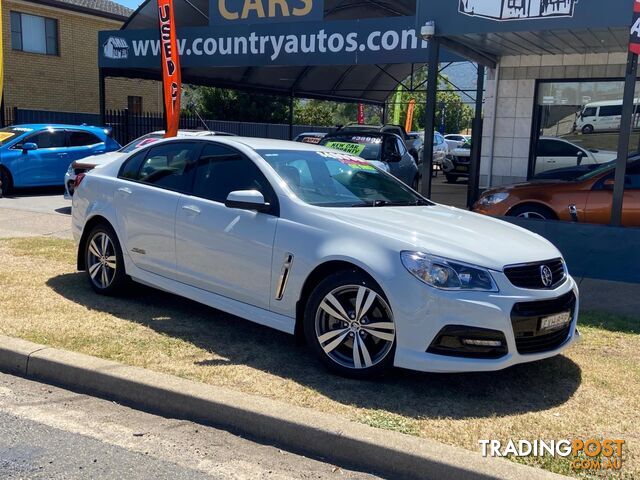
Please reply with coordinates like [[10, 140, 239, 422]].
[[456, 165, 468, 172], [540, 312, 572, 332]]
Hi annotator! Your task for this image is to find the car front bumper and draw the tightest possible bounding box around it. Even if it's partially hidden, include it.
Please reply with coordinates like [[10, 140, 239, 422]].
[[387, 271, 580, 373]]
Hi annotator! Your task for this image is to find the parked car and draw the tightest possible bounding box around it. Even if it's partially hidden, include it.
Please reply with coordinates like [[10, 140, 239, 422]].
[[444, 134, 470, 150], [64, 129, 233, 198], [473, 158, 640, 227], [442, 140, 471, 183], [0, 124, 120, 196], [72, 136, 579, 378], [405, 132, 424, 162], [532, 160, 615, 181], [533, 137, 615, 175], [319, 131, 419, 188], [294, 132, 327, 145], [432, 132, 449, 168], [574, 99, 640, 134]]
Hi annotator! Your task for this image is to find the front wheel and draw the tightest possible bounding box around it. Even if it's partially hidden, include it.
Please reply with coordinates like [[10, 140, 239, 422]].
[[304, 271, 396, 378], [507, 204, 556, 220], [84, 223, 127, 295], [581, 125, 594, 134], [0, 168, 12, 197]]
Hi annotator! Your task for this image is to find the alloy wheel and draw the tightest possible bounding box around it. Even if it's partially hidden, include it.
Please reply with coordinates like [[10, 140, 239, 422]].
[[517, 211, 547, 219], [315, 285, 395, 370], [87, 232, 118, 289]]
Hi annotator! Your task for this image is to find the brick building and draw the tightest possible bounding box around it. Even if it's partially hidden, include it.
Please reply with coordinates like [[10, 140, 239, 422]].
[[1, 0, 161, 115]]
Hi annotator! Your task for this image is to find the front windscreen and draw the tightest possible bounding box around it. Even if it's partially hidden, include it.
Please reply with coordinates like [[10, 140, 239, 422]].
[[258, 149, 430, 208], [0, 127, 31, 146]]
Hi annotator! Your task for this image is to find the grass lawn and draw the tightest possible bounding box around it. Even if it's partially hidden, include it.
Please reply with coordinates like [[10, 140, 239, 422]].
[[0, 237, 638, 478]]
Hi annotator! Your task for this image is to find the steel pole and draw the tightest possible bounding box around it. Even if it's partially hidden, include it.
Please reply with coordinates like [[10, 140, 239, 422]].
[[611, 52, 638, 226], [467, 65, 485, 209], [421, 38, 440, 198]]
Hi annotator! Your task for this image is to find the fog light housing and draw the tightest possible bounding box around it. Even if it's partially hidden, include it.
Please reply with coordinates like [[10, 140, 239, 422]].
[[428, 326, 508, 359]]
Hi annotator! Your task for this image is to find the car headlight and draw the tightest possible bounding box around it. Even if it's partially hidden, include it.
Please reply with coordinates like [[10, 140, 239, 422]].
[[400, 252, 498, 292], [478, 192, 509, 206]]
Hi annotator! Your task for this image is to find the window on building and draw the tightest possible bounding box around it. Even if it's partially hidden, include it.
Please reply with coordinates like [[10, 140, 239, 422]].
[[128, 96, 143, 115], [10, 11, 58, 55]]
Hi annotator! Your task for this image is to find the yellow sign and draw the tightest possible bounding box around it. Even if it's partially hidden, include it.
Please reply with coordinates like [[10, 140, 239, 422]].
[[213, 0, 321, 24]]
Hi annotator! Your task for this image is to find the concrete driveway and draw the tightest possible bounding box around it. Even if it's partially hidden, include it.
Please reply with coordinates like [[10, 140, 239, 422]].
[[0, 189, 72, 239]]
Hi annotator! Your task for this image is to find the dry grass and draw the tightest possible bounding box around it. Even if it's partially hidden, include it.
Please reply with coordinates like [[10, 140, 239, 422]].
[[0, 237, 638, 478]]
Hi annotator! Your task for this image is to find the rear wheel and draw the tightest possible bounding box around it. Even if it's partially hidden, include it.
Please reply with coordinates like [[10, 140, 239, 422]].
[[0, 167, 13, 197], [508, 204, 557, 220], [581, 125, 594, 134], [304, 271, 396, 379], [84, 223, 127, 295]]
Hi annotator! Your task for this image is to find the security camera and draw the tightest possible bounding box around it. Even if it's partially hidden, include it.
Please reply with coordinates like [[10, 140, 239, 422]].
[[420, 21, 436, 40]]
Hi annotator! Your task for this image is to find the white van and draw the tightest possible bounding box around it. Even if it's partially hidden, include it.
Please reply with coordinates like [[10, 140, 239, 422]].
[[575, 99, 640, 134]]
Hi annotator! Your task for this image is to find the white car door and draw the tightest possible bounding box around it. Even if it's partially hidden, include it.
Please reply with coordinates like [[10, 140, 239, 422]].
[[534, 139, 593, 175], [114, 142, 200, 279], [175, 143, 278, 310]]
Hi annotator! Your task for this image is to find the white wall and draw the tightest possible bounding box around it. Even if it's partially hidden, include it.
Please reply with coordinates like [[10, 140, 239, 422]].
[[481, 52, 629, 188]]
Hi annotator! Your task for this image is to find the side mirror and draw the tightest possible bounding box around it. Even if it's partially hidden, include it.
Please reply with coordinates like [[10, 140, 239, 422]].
[[225, 190, 270, 212], [576, 151, 585, 166], [603, 179, 615, 190], [22, 142, 38, 152]]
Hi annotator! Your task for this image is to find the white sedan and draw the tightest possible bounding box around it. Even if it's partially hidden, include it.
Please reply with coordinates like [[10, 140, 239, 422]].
[[72, 137, 580, 378]]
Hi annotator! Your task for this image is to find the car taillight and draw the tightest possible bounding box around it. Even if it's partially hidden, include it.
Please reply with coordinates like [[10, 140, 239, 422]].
[[74, 173, 86, 189]]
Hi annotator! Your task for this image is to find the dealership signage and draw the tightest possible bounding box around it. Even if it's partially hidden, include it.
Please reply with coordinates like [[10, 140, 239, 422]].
[[99, 16, 463, 69], [417, 0, 634, 35], [630, 0, 640, 55], [210, 0, 324, 25]]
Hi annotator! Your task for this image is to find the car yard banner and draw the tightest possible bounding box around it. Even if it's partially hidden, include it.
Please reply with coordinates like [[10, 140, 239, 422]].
[[157, 0, 181, 138], [417, 0, 635, 35], [99, 16, 463, 69], [630, 0, 640, 55]]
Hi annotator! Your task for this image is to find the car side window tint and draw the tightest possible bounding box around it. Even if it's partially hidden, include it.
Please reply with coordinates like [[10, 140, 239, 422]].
[[626, 163, 640, 190], [119, 150, 148, 180], [397, 138, 407, 155], [25, 130, 66, 149], [382, 136, 399, 160], [192, 144, 273, 204], [68, 131, 101, 147], [138, 143, 198, 192]]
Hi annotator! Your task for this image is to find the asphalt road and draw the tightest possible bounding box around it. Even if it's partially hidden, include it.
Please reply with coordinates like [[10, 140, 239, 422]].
[[0, 188, 72, 239], [0, 373, 377, 480]]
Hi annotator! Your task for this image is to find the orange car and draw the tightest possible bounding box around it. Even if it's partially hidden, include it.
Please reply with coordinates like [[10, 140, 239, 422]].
[[473, 159, 640, 227]]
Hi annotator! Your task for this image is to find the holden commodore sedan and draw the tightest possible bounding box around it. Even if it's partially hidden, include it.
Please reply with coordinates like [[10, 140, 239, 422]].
[[72, 137, 580, 378]]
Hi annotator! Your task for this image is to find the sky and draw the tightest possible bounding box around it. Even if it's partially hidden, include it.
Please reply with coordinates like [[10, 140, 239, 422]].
[[116, 0, 145, 9]]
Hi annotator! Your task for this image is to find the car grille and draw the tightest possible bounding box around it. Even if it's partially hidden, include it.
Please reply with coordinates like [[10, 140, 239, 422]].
[[453, 156, 470, 164], [511, 291, 576, 355], [504, 259, 565, 290]]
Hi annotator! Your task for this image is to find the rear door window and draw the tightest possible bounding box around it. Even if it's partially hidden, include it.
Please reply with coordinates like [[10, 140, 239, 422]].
[[68, 131, 102, 147], [135, 142, 199, 192]]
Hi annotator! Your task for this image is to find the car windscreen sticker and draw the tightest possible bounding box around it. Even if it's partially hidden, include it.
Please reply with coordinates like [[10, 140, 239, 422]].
[[135, 138, 161, 148], [0, 132, 15, 142], [324, 141, 367, 156], [301, 136, 322, 144]]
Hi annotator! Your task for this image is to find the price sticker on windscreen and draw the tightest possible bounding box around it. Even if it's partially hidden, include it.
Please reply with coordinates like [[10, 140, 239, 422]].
[[324, 141, 367, 156]]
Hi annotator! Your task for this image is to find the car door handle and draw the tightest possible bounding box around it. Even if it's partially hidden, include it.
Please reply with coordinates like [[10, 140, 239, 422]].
[[117, 187, 132, 195], [182, 205, 201, 215]]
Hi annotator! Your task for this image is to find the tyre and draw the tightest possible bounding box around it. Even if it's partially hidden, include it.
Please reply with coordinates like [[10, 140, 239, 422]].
[[445, 174, 458, 183], [303, 270, 396, 379], [581, 125, 594, 135], [84, 223, 127, 295], [507, 204, 556, 220], [0, 167, 13, 197]]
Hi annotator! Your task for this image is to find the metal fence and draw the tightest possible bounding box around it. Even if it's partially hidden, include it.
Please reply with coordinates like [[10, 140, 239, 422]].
[[2, 107, 336, 145]]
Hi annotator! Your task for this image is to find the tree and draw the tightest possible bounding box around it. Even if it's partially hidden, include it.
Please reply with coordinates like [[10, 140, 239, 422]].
[[184, 86, 291, 124], [294, 100, 335, 126]]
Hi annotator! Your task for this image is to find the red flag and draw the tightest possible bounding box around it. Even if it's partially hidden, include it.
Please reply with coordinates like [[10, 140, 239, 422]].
[[630, 0, 640, 55], [405, 98, 416, 133], [357, 104, 365, 124], [157, 0, 181, 138]]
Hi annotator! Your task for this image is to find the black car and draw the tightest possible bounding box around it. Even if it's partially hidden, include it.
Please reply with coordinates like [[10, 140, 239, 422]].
[[320, 131, 420, 189]]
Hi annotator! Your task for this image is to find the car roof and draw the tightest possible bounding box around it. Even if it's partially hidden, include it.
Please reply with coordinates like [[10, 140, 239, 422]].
[[228, 137, 338, 151], [147, 129, 233, 137], [10, 123, 109, 133]]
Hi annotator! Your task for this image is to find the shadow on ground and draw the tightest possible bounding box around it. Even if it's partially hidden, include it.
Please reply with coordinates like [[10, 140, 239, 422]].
[[47, 272, 582, 420], [2, 186, 65, 198]]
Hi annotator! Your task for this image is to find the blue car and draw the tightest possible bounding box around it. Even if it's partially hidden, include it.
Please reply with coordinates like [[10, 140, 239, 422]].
[[0, 124, 120, 195]]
